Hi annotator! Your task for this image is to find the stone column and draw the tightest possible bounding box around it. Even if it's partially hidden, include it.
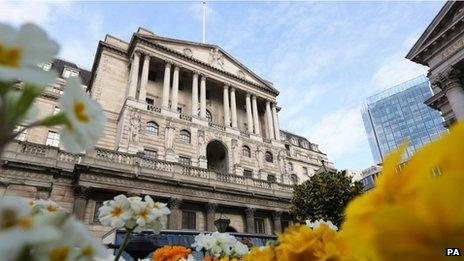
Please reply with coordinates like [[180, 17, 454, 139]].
[[223, 85, 230, 126], [272, 103, 281, 140], [230, 88, 238, 128], [127, 52, 140, 99], [272, 211, 282, 234], [206, 202, 217, 231], [138, 54, 150, 102], [200, 75, 207, 119], [191, 72, 199, 117], [252, 95, 260, 135], [168, 198, 182, 230], [245, 93, 253, 133], [162, 62, 172, 109], [72, 186, 89, 221], [266, 101, 274, 139], [171, 65, 180, 111], [441, 68, 464, 120], [244, 207, 255, 233]]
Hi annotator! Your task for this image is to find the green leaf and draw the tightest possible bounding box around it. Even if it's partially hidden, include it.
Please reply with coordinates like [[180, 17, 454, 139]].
[[39, 112, 68, 127]]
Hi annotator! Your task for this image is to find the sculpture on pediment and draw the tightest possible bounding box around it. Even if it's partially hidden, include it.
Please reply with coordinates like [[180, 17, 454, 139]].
[[198, 130, 206, 159], [237, 70, 245, 79], [208, 48, 224, 69], [165, 121, 175, 150], [183, 48, 193, 58], [129, 110, 141, 143], [256, 145, 264, 170]]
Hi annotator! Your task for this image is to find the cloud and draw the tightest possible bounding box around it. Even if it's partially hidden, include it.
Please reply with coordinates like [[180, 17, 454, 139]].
[[0, 1, 70, 26]]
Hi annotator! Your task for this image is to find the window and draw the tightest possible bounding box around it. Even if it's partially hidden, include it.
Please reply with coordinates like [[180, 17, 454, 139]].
[[146, 121, 158, 135], [242, 146, 251, 157], [177, 107, 182, 114], [45, 131, 60, 147], [267, 174, 276, 183], [254, 218, 265, 234], [53, 106, 60, 115], [291, 174, 299, 184], [179, 156, 191, 166], [14, 126, 27, 141], [146, 98, 154, 105], [148, 71, 157, 81], [265, 151, 273, 163], [180, 130, 191, 143], [206, 110, 212, 122], [303, 167, 309, 177], [144, 149, 157, 159], [288, 162, 294, 171], [93, 201, 103, 223], [182, 211, 196, 230], [62, 68, 79, 78], [41, 62, 51, 71], [243, 169, 253, 178]]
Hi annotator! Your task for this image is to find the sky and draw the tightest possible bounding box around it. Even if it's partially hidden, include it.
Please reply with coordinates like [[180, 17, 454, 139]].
[[0, 1, 445, 170]]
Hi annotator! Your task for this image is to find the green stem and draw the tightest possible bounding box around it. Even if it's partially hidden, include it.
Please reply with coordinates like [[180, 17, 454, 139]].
[[114, 228, 133, 261]]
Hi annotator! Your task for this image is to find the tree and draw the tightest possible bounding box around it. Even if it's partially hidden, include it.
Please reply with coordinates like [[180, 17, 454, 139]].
[[290, 171, 364, 227]]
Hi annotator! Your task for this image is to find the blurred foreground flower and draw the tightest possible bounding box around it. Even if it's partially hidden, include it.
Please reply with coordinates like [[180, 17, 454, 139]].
[[152, 245, 192, 261], [192, 232, 248, 260], [0, 23, 58, 86], [59, 76, 105, 154], [341, 121, 464, 260], [306, 219, 338, 231]]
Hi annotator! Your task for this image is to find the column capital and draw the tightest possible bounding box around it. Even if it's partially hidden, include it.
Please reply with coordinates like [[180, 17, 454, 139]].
[[169, 197, 182, 209], [200, 73, 207, 79], [132, 50, 142, 58], [164, 60, 173, 67], [206, 202, 218, 213], [432, 66, 462, 92], [73, 186, 91, 198], [246, 92, 251, 98], [230, 87, 236, 92], [244, 207, 256, 216], [223, 83, 230, 89], [272, 210, 282, 219], [172, 62, 182, 69], [192, 69, 200, 75]]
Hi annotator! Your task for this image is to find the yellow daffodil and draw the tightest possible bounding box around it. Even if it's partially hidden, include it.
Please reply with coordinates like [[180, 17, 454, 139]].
[[0, 23, 58, 85], [242, 246, 275, 261], [59, 76, 105, 154], [341, 121, 464, 260]]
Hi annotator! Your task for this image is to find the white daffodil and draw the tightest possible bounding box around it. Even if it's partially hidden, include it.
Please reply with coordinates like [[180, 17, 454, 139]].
[[232, 241, 249, 257], [144, 195, 170, 218], [59, 76, 105, 154], [0, 197, 60, 259], [0, 23, 58, 85], [131, 200, 156, 228], [32, 199, 65, 216], [306, 219, 338, 230], [98, 195, 131, 228]]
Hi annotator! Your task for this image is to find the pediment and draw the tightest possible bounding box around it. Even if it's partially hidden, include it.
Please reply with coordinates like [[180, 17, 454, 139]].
[[137, 34, 277, 93], [407, 1, 464, 64]]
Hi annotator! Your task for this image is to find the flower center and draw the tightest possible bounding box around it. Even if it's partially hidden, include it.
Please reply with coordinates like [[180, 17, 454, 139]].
[[81, 246, 93, 256], [18, 217, 33, 230], [0, 44, 22, 68], [49, 246, 70, 261], [111, 207, 123, 218], [47, 205, 57, 213], [73, 101, 90, 123], [0, 209, 18, 229], [140, 209, 149, 219]]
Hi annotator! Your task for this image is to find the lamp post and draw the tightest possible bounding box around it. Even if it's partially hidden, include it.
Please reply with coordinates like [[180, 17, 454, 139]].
[[214, 213, 230, 233]]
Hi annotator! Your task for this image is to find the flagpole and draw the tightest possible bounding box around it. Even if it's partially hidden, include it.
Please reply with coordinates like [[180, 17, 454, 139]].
[[202, 1, 206, 43]]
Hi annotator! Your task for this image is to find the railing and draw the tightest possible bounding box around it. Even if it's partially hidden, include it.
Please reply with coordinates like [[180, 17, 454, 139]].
[[4, 141, 293, 196], [240, 130, 250, 138], [263, 138, 271, 143], [147, 104, 161, 113], [179, 113, 192, 121], [209, 122, 226, 131]]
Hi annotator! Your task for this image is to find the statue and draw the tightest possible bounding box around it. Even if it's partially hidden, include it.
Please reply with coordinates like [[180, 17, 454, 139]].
[[129, 110, 141, 143], [165, 121, 175, 150], [231, 139, 239, 166], [256, 145, 264, 170], [198, 130, 206, 159], [208, 48, 224, 69], [278, 149, 287, 174]]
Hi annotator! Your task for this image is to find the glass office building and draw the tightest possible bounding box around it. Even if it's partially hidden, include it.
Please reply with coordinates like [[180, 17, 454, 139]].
[[362, 75, 446, 164]]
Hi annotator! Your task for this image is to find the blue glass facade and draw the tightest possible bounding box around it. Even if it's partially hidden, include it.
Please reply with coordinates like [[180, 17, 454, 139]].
[[362, 75, 446, 164]]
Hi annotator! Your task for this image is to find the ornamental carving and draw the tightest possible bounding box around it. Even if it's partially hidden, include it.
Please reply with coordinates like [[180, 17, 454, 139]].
[[129, 110, 141, 143], [208, 48, 224, 69], [165, 121, 175, 150], [183, 48, 193, 58], [237, 70, 245, 79], [431, 67, 463, 92]]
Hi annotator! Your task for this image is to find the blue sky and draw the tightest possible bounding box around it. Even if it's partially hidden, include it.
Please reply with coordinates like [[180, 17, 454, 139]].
[[1, 1, 444, 170]]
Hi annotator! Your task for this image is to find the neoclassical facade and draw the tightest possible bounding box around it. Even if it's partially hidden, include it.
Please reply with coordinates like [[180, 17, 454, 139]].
[[407, 1, 464, 127], [0, 27, 332, 239]]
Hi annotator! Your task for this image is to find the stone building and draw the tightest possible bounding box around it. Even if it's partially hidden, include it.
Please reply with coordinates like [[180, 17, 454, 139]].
[[0, 27, 332, 240], [407, 1, 464, 127]]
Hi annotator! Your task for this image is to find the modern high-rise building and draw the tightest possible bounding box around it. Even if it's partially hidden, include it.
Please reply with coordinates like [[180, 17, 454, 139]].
[[362, 75, 446, 164]]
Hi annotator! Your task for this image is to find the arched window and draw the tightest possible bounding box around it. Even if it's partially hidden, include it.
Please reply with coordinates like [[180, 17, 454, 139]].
[[242, 146, 251, 157], [180, 130, 191, 143], [265, 151, 273, 163], [146, 121, 159, 135], [206, 110, 212, 122], [291, 174, 299, 184], [288, 162, 294, 171]]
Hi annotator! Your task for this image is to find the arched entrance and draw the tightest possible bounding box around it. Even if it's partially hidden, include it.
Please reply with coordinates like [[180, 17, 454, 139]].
[[206, 140, 228, 173]]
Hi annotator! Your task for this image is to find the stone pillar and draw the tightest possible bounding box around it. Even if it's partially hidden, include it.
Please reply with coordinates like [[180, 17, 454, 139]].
[[171, 65, 180, 112], [266, 101, 274, 139], [245, 93, 253, 133], [272, 211, 282, 234], [162, 62, 172, 109], [244, 207, 255, 233], [223, 85, 230, 126], [168, 198, 182, 230], [200, 75, 207, 119], [127, 52, 140, 99], [272, 103, 281, 140], [138, 54, 150, 102], [252, 95, 260, 135], [192, 72, 199, 117], [230, 88, 238, 128], [72, 186, 89, 221], [441, 68, 464, 120], [206, 202, 217, 231]]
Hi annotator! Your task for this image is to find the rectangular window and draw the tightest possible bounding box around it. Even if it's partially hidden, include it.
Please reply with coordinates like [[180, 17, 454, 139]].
[[146, 98, 154, 105], [144, 149, 157, 159], [148, 71, 156, 81], [179, 156, 191, 166], [243, 169, 253, 178], [45, 131, 60, 147], [93, 201, 103, 223], [14, 125, 27, 141], [177, 107, 182, 113], [182, 211, 196, 230], [255, 218, 265, 234], [62, 68, 79, 78]]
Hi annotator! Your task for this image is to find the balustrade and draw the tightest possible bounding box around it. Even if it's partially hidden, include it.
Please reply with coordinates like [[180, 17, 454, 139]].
[[147, 104, 161, 113]]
